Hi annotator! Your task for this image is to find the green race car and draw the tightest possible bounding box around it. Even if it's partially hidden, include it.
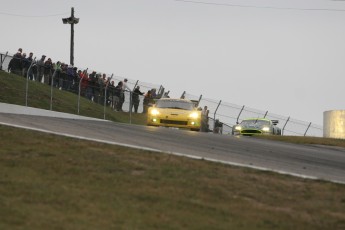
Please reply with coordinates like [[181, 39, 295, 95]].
[[232, 118, 281, 136]]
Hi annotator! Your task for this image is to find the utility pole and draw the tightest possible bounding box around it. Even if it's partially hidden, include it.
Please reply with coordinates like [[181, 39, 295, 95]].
[[62, 7, 79, 66]]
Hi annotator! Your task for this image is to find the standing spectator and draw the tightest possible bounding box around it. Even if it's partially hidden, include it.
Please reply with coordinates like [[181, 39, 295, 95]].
[[120, 78, 131, 111], [114, 81, 123, 111], [20, 53, 27, 77], [8, 48, 23, 75], [59, 63, 68, 90], [99, 73, 109, 104], [104, 77, 112, 106], [86, 71, 97, 101], [79, 70, 88, 97], [43, 58, 53, 85], [93, 73, 102, 104], [23, 52, 34, 80], [71, 67, 79, 93], [213, 119, 223, 134], [66, 65, 74, 91], [36, 55, 46, 83], [143, 90, 152, 113], [122, 78, 131, 91], [151, 88, 157, 99], [107, 80, 116, 108], [131, 86, 144, 113], [201, 106, 209, 132], [53, 61, 62, 88]]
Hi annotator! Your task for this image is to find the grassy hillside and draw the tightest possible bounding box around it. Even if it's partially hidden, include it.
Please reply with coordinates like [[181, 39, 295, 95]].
[[0, 71, 147, 125]]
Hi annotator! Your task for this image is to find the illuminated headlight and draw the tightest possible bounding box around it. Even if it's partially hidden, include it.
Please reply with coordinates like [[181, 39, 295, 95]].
[[235, 126, 242, 131], [262, 127, 270, 132], [189, 112, 199, 119], [150, 109, 160, 116]]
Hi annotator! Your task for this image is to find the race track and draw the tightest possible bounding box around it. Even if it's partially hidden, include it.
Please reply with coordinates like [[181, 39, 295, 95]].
[[0, 111, 344, 184]]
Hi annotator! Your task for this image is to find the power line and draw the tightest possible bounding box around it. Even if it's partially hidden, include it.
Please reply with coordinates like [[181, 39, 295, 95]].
[[0, 11, 69, 18], [174, 0, 345, 12]]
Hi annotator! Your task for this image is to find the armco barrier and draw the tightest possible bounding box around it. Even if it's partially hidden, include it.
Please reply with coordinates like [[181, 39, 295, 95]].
[[1, 51, 323, 136]]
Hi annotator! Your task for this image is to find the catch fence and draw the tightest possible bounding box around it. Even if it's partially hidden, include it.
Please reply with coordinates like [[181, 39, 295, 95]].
[[0, 51, 323, 136], [181, 92, 323, 137]]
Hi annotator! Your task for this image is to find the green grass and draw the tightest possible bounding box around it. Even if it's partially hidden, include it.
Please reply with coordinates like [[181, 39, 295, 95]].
[[0, 71, 147, 125], [1, 70, 345, 229], [0, 126, 344, 230], [254, 135, 345, 148]]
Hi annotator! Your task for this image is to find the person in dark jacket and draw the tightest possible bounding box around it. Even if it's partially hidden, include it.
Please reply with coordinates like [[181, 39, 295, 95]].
[[114, 81, 123, 111], [86, 71, 97, 101], [8, 49, 23, 75], [23, 52, 34, 80], [43, 58, 53, 85], [108, 81, 116, 109], [143, 90, 152, 113], [36, 55, 46, 83], [65, 65, 76, 91], [131, 86, 144, 113]]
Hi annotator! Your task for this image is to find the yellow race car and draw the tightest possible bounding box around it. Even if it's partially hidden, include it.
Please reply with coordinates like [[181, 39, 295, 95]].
[[147, 98, 202, 131]]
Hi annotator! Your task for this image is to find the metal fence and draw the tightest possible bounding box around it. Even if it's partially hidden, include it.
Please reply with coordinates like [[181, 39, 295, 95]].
[[0, 52, 163, 116], [181, 92, 323, 137], [0, 51, 323, 136]]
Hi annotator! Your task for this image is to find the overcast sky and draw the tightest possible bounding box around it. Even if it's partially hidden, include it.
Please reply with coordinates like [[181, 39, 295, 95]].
[[1, 0, 345, 125]]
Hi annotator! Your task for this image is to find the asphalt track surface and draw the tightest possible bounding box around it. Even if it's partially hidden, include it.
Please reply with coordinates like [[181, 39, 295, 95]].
[[0, 103, 344, 184]]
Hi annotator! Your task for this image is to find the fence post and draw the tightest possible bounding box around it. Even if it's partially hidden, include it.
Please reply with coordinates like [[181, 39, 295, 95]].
[[25, 57, 36, 107], [213, 100, 222, 132], [78, 68, 88, 115], [0, 52, 8, 71], [197, 95, 202, 107], [282, 116, 290, 136], [304, 122, 312, 136], [158, 85, 163, 97], [264, 111, 268, 118], [129, 90, 132, 124], [50, 69, 58, 111], [104, 74, 113, 120], [236, 105, 245, 124], [133, 80, 139, 90], [181, 91, 186, 99]]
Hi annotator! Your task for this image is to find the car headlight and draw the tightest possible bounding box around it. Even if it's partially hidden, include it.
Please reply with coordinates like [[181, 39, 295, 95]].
[[262, 127, 270, 132], [150, 109, 160, 116], [235, 126, 242, 131], [189, 112, 199, 119]]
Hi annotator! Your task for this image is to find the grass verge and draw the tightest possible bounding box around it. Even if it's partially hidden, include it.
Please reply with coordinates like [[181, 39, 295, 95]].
[[254, 135, 345, 148], [0, 125, 345, 230], [0, 71, 147, 125]]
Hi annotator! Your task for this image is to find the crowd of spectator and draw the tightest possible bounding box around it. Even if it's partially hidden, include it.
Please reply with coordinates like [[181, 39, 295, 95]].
[[3, 48, 220, 132], [5, 48, 159, 113]]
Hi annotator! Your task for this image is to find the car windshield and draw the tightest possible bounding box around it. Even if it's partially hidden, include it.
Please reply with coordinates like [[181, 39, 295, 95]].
[[155, 100, 195, 110], [241, 120, 270, 126]]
